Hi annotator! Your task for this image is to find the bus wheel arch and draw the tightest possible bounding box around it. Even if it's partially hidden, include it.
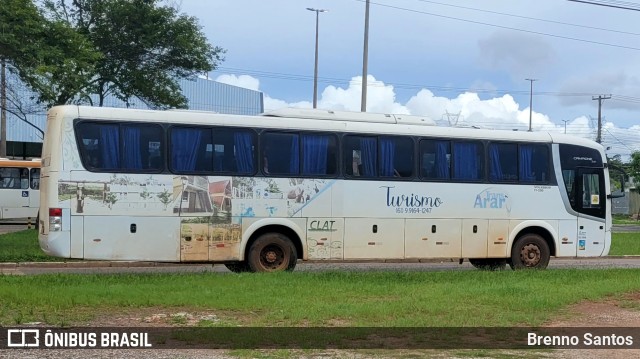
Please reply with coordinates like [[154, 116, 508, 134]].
[[509, 227, 554, 270], [244, 225, 302, 272]]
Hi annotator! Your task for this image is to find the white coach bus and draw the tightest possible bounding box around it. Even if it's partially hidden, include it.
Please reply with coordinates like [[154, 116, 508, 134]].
[[0, 158, 41, 220], [39, 105, 616, 272]]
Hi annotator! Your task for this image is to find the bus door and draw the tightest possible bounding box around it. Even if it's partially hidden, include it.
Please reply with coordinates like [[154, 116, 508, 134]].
[[576, 167, 606, 257]]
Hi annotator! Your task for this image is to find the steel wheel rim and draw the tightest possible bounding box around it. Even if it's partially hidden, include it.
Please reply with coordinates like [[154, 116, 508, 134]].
[[260, 245, 285, 270], [520, 243, 541, 267]]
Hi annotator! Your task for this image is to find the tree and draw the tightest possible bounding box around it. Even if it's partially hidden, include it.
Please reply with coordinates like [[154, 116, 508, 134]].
[[41, 0, 225, 109], [1, 0, 100, 104], [629, 151, 640, 182], [0, 0, 98, 154]]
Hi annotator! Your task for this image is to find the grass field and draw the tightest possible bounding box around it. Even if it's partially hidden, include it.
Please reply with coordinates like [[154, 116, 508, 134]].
[[613, 213, 640, 225], [0, 229, 59, 262], [608, 232, 640, 255], [2, 229, 640, 357], [1, 269, 640, 327]]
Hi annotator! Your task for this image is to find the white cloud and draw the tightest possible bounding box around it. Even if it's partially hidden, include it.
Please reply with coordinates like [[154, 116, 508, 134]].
[[214, 74, 260, 91], [264, 96, 310, 111], [216, 73, 640, 156], [319, 76, 410, 115]]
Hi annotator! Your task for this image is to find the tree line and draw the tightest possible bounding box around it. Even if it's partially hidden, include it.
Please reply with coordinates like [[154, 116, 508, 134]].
[[0, 0, 225, 155]]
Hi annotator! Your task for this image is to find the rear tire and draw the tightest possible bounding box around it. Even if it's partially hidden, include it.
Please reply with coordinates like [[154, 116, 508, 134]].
[[469, 258, 507, 271], [509, 234, 550, 270], [248, 233, 297, 272]]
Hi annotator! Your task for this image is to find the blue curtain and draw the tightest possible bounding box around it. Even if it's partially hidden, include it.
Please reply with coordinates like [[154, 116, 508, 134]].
[[234, 132, 254, 173], [435, 141, 449, 179], [361, 137, 377, 177], [489, 145, 503, 181], [214, 149, 224, 171], [171, 128, 202, 171], [380, 138, 395, 177], [454, 142, 479, 180], [289, 135, 300, 174], [122, 126, 142, 170], [100, 125, 120, 169], [302, 135, 328, 175], [520, 145, 535, 181]]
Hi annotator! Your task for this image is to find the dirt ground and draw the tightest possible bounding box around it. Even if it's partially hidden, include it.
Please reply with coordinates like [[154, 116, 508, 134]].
[[542, 293, 640, 359], [5, 297, 640, 359], [79, 293, 640, 358]]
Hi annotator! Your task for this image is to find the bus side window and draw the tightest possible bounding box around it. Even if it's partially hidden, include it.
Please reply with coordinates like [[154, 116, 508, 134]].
[[343, 135, 377, 177], [300, 133, 337, 176], [419, 139, 451, 180], [0, 168, 10, 188], [380, 136, 413, 178], [30, 168, 40, 190], [20, 168, 29, 189], [352, 150, 361, 176]]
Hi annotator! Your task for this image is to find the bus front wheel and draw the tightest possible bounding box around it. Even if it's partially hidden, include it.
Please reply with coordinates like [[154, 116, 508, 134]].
[[248, 233, 297, 272], [509, 234, 550, 270]]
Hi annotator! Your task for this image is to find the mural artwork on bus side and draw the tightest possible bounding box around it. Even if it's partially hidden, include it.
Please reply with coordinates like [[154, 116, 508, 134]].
[[59, 174, 335, 261]]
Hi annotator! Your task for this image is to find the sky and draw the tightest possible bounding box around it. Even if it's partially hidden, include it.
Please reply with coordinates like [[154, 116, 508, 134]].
[[177, 0, 640, 159]]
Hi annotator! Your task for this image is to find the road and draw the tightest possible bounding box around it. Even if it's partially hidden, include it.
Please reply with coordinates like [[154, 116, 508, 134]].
[[2, 257, 640, 275], [0, 221, 36, 235]]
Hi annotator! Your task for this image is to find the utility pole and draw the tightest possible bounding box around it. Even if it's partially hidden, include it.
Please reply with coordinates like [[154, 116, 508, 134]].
[[593, 94, 611, 143], [525, 78, 537, 131], [361, 0, 370, 112], [307, 8, 327, 109], [562, 120, 569, 134], [1, 58, 6, 158]]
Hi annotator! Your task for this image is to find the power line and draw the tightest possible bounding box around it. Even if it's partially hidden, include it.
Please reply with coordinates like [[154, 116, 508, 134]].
[[604, 127, 636, 151], [414, 0, 640, 36], [352, 0, 640, 51], [215, 66, 640, 103], [568, 0, 640, 11]]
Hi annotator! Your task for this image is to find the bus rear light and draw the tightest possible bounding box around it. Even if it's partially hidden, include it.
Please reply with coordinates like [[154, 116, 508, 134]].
[[49, 208, 62, 216], [49, 208, 62, 231]]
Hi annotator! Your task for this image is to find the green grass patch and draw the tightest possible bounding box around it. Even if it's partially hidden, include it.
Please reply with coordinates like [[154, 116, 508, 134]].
[[2, 269, 640, 327], [608, 232, 640, 255], [0, 229, 62, 262], [613, 214, 640, 225]]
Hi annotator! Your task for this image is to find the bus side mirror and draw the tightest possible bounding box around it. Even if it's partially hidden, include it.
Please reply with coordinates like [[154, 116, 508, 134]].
[[607, 174, 625, 199]]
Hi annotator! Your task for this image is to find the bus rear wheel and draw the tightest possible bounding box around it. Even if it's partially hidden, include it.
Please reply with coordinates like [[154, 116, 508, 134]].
[[224, 262, 250, 273], [469, 258, 507, 271], [509, 234, 550, 270], [248, 233, 297, 272]]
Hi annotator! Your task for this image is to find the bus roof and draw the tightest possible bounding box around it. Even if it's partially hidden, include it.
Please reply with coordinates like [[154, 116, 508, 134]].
[[263, 108, 436, 126]]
